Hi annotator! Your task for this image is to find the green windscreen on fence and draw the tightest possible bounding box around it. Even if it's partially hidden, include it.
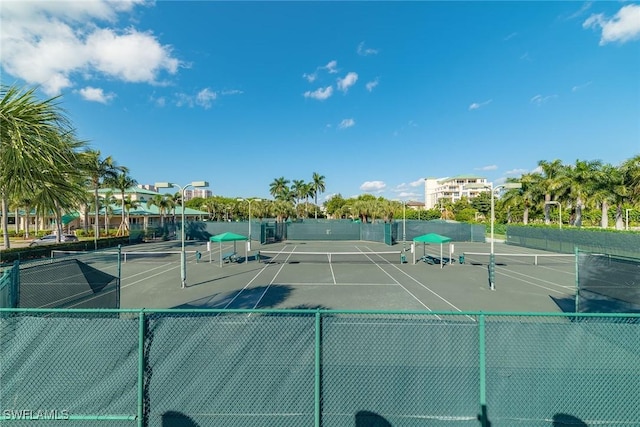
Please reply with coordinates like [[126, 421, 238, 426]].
[[576, 250, 640, 313], [507, 226, 640, 258], [1, 310, 639, 426], [0, 262, 19, 308]]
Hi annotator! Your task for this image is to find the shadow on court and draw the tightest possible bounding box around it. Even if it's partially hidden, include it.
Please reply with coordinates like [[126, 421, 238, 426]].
[[355, 410, 391, 426], [550, 295, 577, 313], [186, 266, 266, 288], [173, 284, 293, 309], [162, 411, 199, 426], [553, 413, 587, 426]]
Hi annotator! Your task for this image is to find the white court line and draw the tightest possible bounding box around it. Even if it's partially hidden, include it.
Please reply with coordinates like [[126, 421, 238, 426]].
[[491, 266, 573, 294], [361, 246, 472, 320], [224, 246, 295, 309], [251, 248, 298, 309], [352, 246, 435, 313]]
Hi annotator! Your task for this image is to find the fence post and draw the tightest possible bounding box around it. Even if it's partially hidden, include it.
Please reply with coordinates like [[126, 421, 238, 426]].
[[117, 245, 122, 309], [478, 313, 488, 427], [574, 246, 581, 314], [314, 310, 321, 427], [138, 309, 145, 427]]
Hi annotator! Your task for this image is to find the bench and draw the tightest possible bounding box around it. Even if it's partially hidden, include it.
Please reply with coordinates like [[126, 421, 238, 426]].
[[222, 252, 238, 263]]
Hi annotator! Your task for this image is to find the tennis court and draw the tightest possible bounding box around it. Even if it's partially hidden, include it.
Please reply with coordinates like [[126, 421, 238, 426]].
[[84, 239, 579, 313]]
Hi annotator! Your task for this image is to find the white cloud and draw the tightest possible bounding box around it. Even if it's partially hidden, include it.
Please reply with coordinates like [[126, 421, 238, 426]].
[[220, 89, 243, 96], [583, 4, 640, 45], [303, 86, 333, 101], [196, 88, 217, 109], [475, 165, 498, 171], [0, 1, 181, 96], [572, 81, 593, 92], [302, 72, 317, 83], [174, 87, 223, 108], [469, 99, 492, 111], [366, 78, 379, 92], [505, 168, 529, 175], [339, 118, 355, 129], [360, 181, 386, 192], [78, 86, 115, 104], [337, 72, 358, 93], [397, 191, 418, 199], [567, 2, 593, 20], [503, 32, 518, 41], [530, 94, 558, 106], [324, 60, 338, 74], [152, 96, 166, 107], [303, 60, 338, 85], [409, 178, 425, 187], [357, 41, 378, 56]]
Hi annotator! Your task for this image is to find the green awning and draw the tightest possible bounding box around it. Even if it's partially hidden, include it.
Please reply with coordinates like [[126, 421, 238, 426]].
[[61, 212, 80, 225]]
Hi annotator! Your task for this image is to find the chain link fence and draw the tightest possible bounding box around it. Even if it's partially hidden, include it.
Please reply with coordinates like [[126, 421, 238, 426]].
[[1, 250, 120, 309], [506, 226, 640, 258], [1, 310, 639, 426], [576, 249, 640, 313]]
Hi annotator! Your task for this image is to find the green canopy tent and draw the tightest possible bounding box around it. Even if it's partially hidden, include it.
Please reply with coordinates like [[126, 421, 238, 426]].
[[412, 233, 452, 267], [209, 232, 248, 266]]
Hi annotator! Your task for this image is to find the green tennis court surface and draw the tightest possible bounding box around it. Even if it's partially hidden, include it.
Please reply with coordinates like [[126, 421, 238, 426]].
[[103, 240, 578, 313]]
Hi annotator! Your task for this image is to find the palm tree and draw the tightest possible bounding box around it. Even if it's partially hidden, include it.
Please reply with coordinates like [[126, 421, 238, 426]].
[[104, 171, 137, 236], [101, 190, 117, 235], [0, 84, 86, 248], [537, 160, 568, 225], [270, 200, 295, 222], [311, 172, 326, 219], [169, 191, 182, 224], [147, 194, 173, 227], [269, 177, 290, 201], [123, 196, 140, 229], [291, 179, 306, 214], [566, 159, 601, 227], [82, 149, 122, 248], [518, 172, 543, 224]]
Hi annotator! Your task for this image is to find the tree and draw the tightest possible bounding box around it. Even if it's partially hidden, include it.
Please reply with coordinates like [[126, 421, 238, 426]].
[[104, 171, 137, 235], [537, 159, 568, 225], [324, 194, 346, 218], [101, 190, 116, 235], [123, 196, 140, 230], [291, 179, 306, 215], [269, 177, 290, 201], [147, 194, 173, 227], [311, 172, 326, 219], [81, 149, 123, 248], [566, 159, 601, 227], [1, 84, 86, 248]]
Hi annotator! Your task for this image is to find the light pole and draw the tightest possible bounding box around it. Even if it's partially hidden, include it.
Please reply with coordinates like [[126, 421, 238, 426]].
[[155, 181, 209, 288], [465, 182, 522, 290], [403, 200, 406, 252], [545, 201, 562, 229], [237, 198, 262, 250]]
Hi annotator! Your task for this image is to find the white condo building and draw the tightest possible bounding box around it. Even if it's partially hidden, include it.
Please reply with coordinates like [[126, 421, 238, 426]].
[[424, 175, 491, 209]]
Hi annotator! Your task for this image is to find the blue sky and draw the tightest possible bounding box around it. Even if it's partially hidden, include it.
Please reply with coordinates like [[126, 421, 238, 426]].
[[1, 1, 639, 202]]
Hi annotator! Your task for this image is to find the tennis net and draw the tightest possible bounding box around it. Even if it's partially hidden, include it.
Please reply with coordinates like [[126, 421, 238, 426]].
[[52, 250, 200, 263], [258, 250, 402, 264], [461, 252, 575, 266]]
